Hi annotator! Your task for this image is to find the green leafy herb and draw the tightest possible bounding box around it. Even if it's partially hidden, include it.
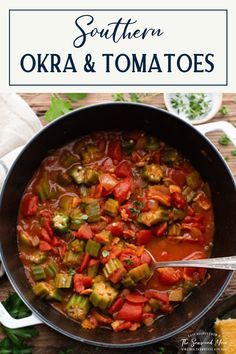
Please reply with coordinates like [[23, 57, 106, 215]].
[[102, 250, 110, 258], [128, 207, 140, 215], [45, 95, 72, 122], [170, 93, 211, 120], [218, 134, 230, 146], [129, 93, 140, 102], [133, 200, 144, 209], [125, 259, 133, 265], [219, 105, 229, 115], [0, 293, 38, 353], [65, 93, 87, 102], [112, 93, 126, 101], [231, 150, 236, 156], [68, 267, 76, 276], [224, 156, 229, 161]]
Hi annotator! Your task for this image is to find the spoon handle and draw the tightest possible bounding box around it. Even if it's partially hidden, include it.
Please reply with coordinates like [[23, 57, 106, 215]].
[[153, 256, 236, 271]]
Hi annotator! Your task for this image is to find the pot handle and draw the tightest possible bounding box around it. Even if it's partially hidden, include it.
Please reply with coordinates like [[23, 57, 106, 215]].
[[196, 121, 236, 147], [0, 302, 42, 328]]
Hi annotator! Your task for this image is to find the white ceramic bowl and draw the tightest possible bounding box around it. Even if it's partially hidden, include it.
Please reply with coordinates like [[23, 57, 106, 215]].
[[164, 93, 223, 125]]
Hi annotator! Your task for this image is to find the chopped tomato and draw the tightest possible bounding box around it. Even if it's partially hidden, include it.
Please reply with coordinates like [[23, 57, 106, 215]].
[[115, 321, 132, 332], [100, 157, 114, 173], [78, 252, 90, 272], [91, 310, 113, 324], [75, 224, 93, 240], [107, 140, 122, 162], [42, 219, 54, 238], [108, 297, 125, 314], [168, 168, 186, 186], [144, 290, 169, 303], [172, 192, 186, 209], [158, 268, 182, 285], [109, 268, 126, 284], [97, 139, 106, 153], [136, 230, 152, 245], [117, 302, 143, 322], [114, 178, 132, 204], [140, 251, 151, 265], [120, 251, 141, 269], [40, 228, 52, 243], [126, 292, 148, 304], [99, 173, 118, 191], [74, 274, 92, 293], [115, 161, 132, 178], [153, 222, 167, 237], [147, 188, 171, 207], [106, 221, 124, 236], [22, 194, 38, 217], [39, 240, 52, 251]]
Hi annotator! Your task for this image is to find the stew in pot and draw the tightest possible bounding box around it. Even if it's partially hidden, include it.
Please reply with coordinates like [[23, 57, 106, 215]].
[[17, 130, 214, 332]]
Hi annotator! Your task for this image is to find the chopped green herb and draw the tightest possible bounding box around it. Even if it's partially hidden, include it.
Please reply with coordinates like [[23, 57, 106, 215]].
[[219, 105, 229, 115], [45, 95, 72, 122], [102, 250, 110, 258], [133, 200, 144, 209], [65, 93, 87, 102], [231, 150, 236, 156], [125, 259, 134, 265], [170, 93, 212, 120], [68, 267, 76, 276], [128, 207, 140, 215], [129, 93, 140, 102], [219, 134, 230, 146], [112, 93, 126, 101]]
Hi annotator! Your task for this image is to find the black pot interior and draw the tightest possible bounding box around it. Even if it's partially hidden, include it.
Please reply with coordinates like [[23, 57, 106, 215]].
[[0, 103, 235, 347]]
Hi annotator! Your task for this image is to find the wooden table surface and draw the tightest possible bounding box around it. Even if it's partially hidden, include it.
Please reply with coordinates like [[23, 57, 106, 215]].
[[1, 93, 236, 353]]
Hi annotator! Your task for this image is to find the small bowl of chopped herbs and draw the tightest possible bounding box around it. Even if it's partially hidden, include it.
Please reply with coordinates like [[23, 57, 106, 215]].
[[164, 93, 222, 124]]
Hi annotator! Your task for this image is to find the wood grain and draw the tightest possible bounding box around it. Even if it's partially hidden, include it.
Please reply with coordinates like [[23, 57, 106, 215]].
[[1, 93, 236, 354]]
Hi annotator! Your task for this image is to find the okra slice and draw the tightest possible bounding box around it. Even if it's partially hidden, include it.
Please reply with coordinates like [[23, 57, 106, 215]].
[[60, 151, 78, 168], [33, 282, 51, 297], [88, 260, 99, 277], [143, 164, 163, 183], [129, 263, 151, 282], [66, 294, 90, 321], [34, 172, 51, 202], [45, 261, 59, 278], [57, 171, 72, 187], [31, 265, 46, 281], [89, 281, 118, 310], [103, 258, 124, 279], [29, 251, 47, 264], [85, 202, 100, 223], [84, 169, 98, 186], [80, 144, 102, 164], [47, 288, 63, 302], [63, 251, 83, 266], [69, 239, 85, 253], [69, 166, 85, 185], [186, 171, 201, 190], [85, 240, 101, 258], [52, 212, 69, 235], [138, 208, 169, 227], [161, 148, 180, 166], [104, 198, 119, 217], [145, 136, 160, 151], [54, 273, 73, 288], [19, 231, 31, 247], [70, 210, 88, 230], [121, 274, 137, 288]]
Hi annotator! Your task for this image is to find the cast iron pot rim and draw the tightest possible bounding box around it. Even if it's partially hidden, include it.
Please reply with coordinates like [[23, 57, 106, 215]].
[[0, 101, 234, 348]]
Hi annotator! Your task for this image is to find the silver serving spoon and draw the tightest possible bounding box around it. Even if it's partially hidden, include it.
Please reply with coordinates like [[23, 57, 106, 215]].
[[145, 250, 236, 271]]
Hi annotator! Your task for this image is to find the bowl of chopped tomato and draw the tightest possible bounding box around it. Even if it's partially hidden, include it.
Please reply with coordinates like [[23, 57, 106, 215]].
[[0, 102, 235, 347]]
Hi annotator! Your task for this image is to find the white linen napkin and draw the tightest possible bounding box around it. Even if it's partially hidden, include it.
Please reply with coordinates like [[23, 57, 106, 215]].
[[0, 93, 43, 276]]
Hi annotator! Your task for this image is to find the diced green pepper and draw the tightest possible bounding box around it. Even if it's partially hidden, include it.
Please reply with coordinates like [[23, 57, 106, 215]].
[[103, 258, 124, 279], [54, 273, 73, 288], [69, 239, 85, 253], [129, 263, 151, 282], [29, 251, 47, 264], [52, 212, 69, 235], [85, 201, 100, 223], [104, 198, 119, 217], [31, 265, 46, 281], [138, 208, 169, 227], [143, 164, 163, 183], [80, 144, 102, 164], [89, 281, 118, 310], [66, 294, 90, 321], [60, 151, 78, 168], [45, 261, 59, 278], [63, 251, 83, 266], [186, 171, 201, 190], [85, 239, 101, 257]]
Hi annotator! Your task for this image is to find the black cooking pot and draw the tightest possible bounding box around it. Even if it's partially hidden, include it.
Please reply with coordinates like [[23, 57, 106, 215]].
[[0, 102, 235, 348]]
